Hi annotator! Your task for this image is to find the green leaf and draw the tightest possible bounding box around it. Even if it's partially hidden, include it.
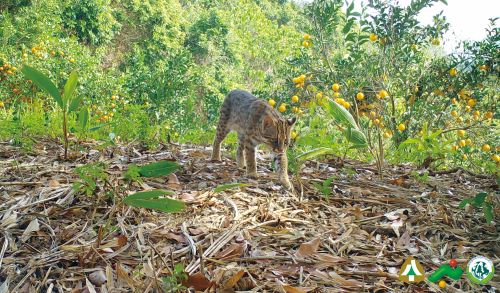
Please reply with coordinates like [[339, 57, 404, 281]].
[[296, 147, 334, 163], [78, 107, 89, 131], [399, 138, 421, 148], [214, 182, 249, 193], [64, 71, 78, 109], [138, 160, 180, 178], [473, 192, 487, 206], [342, 20, 354, 34], [345, 127, 367, 148], [89, 123, 108, 132], [69, 95, 84, 112], [123, 189, 185, 213], [327, 100, 358, 130], [458, 198, 473, 209], [483, 202, 493, 223], [21, 65, 63, 109]]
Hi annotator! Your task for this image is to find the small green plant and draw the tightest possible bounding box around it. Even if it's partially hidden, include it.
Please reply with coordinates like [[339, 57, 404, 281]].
[[122, 160, 185, 213], [162, 263, 188, 292], [213, 182, 249, 193], [73, 162, 108, 197], [410, 170, 429, 183], [124, 163, 142, 183], [459, 192, 494, 224], [21, 65, 87, 159], [312, 176, 335, 199]]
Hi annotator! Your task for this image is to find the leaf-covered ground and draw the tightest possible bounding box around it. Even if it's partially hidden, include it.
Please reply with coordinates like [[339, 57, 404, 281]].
[[0, 139, 498, 292]]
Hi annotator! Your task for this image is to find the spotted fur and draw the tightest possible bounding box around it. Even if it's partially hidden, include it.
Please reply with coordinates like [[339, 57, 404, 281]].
[[211, 89, 296, 189]]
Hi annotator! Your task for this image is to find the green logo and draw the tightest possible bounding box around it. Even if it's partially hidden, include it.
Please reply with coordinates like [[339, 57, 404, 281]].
[[467, 256, 494, 284]]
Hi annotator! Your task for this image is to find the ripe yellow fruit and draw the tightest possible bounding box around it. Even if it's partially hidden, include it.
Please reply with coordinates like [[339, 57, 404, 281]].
[[111, 95, 117, 101], [484, 112, 493, 119], [111, 103, 116, 108], [303, 33, 310, 40], [292, 95, 299, 103], [369, 111, 377, 119], [473, 110, 480, 116], [465, 138, 472, 145], [292, 77, 300, 84], [70, 58, 75, 63], [0, 101, 4, 108], [482, 144, 491, 152], [457, 130, 466, 137], [343, 101, 350, 109], [492, 154, 500, 163], [467, 99, 476, 107], [302, 40, 310, 47], [451, 110, 458, 117], [292, 106, 299, 113], [278, 104, 286, 112], [397, 123, 406, 131], [333, 92, 340, 98], [109, 112, 114, 117], [369, 34, 378, 42], [431, 38, 440, 46], [462, 154, 468, 160], [373, 119, 380, 126], [31, 47, 37, 54], [379, 90, 388, 98], [291, 131, 298, 139], [356, 92, 365, 101], [332, 83, 340, 92], [316, 92, 323, 99], [268, 99, 276, 107], [451, 145, 459, 151], [456, 117, 464, 123], [451, 98, 457, 104], [449, 68, 457, 76], [459, 140, 466, 147]]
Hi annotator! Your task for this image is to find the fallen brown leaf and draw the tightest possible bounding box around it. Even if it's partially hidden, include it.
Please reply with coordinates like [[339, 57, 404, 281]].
[[182, 272, 214, 291], [295, 237, 321, 258], [223, 270, 245, 289]]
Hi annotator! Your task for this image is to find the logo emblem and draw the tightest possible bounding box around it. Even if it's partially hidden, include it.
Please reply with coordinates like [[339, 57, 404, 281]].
[[428, 259, 464, 288], [467, 256, 494, 284], [399, 256, 425, 283]]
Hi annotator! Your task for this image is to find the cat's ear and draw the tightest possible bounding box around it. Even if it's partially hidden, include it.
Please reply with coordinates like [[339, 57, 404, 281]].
[[288, 117, 297, 126], [263, 116, 274, 128]]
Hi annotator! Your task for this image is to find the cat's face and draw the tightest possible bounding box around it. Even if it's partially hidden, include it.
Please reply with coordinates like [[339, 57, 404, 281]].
[[262, 116, 296, 153]]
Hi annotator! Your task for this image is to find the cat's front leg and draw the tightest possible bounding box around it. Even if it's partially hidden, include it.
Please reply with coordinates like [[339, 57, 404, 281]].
[[276, 152, 292, 190], [244, 143, 258, 178], [236, 135, 246, 169]]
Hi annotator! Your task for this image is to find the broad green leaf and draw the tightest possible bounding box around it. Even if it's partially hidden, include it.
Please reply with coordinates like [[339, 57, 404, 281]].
[[296, 147, 334, 163], [342, 20, 354, 34], [473, 192, 487, 207], [483, 203, 493, 223], [327, 100, 358, 130], [429, 129, 443, 139], [345, 127, 367, 148], [63, 71, 78, 109], [214, 183, 249, 193], [123, 189, 185, 213], [89, 123, 108, 132], [79, 107, 89, 130], [69, 95, 84, 112], [399, 138, 421, 147], [458, 198, 473, 209], [138, 160, 180, 177], [21, 65, 63, 109]]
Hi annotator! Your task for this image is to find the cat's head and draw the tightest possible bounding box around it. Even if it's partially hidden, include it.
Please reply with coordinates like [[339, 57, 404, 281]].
[[262, 116, 296, 153]]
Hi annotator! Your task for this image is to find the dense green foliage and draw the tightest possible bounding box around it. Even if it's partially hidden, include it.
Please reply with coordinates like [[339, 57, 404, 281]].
[[0, 0, 498, 175]]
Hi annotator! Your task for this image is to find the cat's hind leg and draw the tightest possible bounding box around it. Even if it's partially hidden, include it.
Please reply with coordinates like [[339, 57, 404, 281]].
[[244, 141, 258, 178], [211, 105, 231, 161]]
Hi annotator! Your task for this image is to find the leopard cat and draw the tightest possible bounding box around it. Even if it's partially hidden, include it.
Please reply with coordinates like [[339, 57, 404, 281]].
[[211, 89, 296, 190]]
